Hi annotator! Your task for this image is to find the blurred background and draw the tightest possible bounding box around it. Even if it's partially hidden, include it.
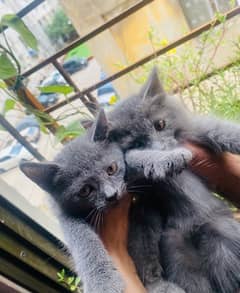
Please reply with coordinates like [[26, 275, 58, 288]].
[[0, 0, 239, 227]]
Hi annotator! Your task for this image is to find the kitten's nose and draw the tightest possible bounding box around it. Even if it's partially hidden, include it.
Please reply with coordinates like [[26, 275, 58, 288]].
[[104, 185, 118, 202], [105, 192, 118, 202]]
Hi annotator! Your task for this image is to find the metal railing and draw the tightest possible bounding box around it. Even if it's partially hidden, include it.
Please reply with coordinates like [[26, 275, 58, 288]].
[[0, 0, 240, 161], [0, 2, 239, 291]]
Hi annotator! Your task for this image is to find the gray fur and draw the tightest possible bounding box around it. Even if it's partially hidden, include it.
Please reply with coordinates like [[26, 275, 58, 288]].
[[20, 68, 240, 293], [20, 113, 126, 293], [59, 214, 124, 293], [103, 67, 240, 293], [126, 147, 192, 180], [147, 280, 185, 293]]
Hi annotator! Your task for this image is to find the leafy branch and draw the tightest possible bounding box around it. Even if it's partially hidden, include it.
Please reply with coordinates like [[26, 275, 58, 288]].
[[57, 268, 82, 292]]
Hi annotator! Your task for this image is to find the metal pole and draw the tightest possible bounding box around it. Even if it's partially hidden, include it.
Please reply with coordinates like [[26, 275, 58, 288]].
[[52, 60, 99, 116], [44, 6, 240, 113], [0, 114, 45, 161], [0, 0, 45, 33], [22, 0, 155, 78]]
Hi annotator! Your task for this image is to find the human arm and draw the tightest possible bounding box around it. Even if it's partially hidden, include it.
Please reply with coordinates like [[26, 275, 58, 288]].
[[185, 142, 240, 207], [99, 195, 146, 293]]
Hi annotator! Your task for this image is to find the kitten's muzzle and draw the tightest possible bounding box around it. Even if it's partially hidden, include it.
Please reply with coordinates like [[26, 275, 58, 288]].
[[105, 192, 118, 202], [104, 184, 119, 202]]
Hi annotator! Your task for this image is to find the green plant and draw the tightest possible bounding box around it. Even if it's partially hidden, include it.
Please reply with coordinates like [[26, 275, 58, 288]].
[[0, 13, 87, 141], [0, 14, 36, 83], [66, 43, 91, 59], [117, 11, 240, 120], [45, 9, 78, 43], [55, 120, 85, 142], [57, 268, 82, 292]]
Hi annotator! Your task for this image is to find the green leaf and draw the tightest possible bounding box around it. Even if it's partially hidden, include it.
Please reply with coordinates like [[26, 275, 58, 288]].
[[3, 99, 15, 114], [215, 12, 226, 23], [0, 80, 7, 89], [74, 277, 81, 286], [0, 53, 17, 79], [57, 272, 62, 278], [55, 121, 84, 142], [55, 125, 67, 142], [1, 14, 38, 50], [70, 285, 76, 291], [67, 277, 74, 285], [39, 123, 48, 134], [60, 268, 65, 277], [57, 272, 64, 282], [38, 85, 74, 95], [0, 124, 6, 131]]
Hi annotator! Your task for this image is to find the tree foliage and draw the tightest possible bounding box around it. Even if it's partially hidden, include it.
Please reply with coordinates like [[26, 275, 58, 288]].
[[45, 9, 78, 43]]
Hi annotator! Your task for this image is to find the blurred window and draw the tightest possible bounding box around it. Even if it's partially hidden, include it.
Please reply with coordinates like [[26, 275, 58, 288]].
[[179, 0, 238, 29]]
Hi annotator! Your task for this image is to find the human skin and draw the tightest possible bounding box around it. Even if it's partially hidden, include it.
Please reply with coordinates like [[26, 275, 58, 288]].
[[100, 194, 146, 293], [186, 142, 240, 207], [99, 144, 240, 292]]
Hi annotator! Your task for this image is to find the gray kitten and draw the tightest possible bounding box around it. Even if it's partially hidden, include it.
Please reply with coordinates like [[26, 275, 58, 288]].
[[20, 117, 182, 292], [20, 68, 240, 293], [80, 68, 240, 292], [101, 68, 240, 293]]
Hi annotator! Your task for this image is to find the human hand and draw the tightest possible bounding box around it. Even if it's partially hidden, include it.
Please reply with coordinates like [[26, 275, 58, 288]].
[[185, 142, 240, 207], [99, 194, 146, 293]]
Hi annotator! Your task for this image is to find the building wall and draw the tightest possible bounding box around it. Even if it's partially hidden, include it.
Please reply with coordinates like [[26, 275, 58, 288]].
[[0, 0, 59, 71], [60, 0, 189, 97]]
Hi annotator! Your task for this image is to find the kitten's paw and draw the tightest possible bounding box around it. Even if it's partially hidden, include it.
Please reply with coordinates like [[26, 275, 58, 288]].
[[176, 148, 193, 171], [143, 148, 192, 180]]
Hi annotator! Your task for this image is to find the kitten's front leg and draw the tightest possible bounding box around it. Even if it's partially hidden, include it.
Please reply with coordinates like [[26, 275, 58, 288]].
[[59, 215, 124, 293], [147, 280, 185, 293], [126, 148, 192, 180], [181, 116, 240, 154]]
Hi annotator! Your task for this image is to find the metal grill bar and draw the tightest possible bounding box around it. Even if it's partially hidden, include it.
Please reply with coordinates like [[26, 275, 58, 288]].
[[17, 0, 45, 18], [22, 0, 154, 78], [0, 0, 45, 33], [45, 6, 240, 113], [51, 60, 99, 115], [0, 114, 45, 161]]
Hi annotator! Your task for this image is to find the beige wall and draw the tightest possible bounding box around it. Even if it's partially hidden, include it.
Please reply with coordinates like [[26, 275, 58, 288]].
[[60, 0, 188, 97], [60, 0, 240, 98]]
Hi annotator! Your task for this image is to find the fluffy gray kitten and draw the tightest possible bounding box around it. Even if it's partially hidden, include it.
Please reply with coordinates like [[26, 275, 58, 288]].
[[104, 68, 240, 293], [81, 68, 240, 292], [20, 117, 182, 292], [20, 68, 240, 293]]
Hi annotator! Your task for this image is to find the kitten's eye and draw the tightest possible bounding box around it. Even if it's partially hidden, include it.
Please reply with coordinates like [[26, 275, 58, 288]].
[[106, 162, 118, 176], [79, 185, 92, 197], [154, 119, 166, 131]]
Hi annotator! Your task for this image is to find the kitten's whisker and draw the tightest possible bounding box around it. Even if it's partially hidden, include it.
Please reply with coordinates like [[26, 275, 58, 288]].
[[128, 189, 145, 194], [92, 213, 98, 230], [127, 183, 152, 194], [95, 212, 99, 232], [100, 211, 104, 230], [128, 184, 152, 189], [89, 209, 97, 224], [98, 213, 102, 232], [127, 187, 146, 192], [97, 208, 104, 232], [96, 211, 102, 232], [86, 208, 97, 221], [89, 208, 98, 227], [120, 183, 127, 194]]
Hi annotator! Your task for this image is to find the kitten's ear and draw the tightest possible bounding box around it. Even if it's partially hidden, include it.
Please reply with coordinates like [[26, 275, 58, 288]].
[[91, 108, 108, 142], [141, 67, 166, 101], [20, 161, 59, 192], [80, 119, 94, 130]]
